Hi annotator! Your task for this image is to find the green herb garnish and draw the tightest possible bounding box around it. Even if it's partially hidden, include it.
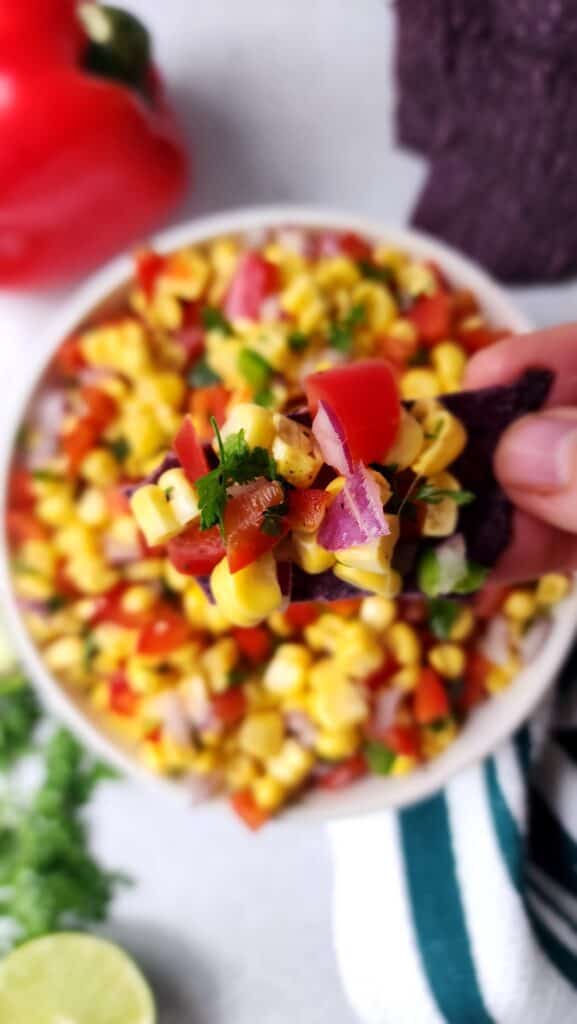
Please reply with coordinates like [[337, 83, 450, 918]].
[[82, 633, 100, 672], [106, 437, 130, 463], [365, 741, 396, 776], [357, 260, 395, 286], [0, 677, 40, 770], [196, 419, 277, 533], [261, 500, 288, 537], [427, 598, 460, 640], [31, 470, 61, 483], [328, 303, 366, 352], [288, 331, 310, 352], [416, 483, 475, 506], [254, 388, 275, 408], [227, 667, 249, 687], [201, 306, 233, 336], [45, 595, 66, 613], [188, 359, 221, 388], [238, 349, 272, 393], [453, 562, 488, 595]]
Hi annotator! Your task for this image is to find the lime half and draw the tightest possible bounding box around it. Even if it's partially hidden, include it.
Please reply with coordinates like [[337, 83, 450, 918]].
[[0, 933, 156, 1024]]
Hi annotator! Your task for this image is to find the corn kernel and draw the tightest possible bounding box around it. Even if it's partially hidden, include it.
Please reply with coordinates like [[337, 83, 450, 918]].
[[126, 655, 171, 694], [310, 677, 368, 730], [535, 574, 571, 607], [43, 635, 85, 673], [431, 342, 467, 392], [352, 280, 397, 332], [239, 711, 284, 760], [272, 415, 323, 488], [121, 403, 166, 461], [189, 749, 220, 775], [428, 643, 465, 679], [449, 606, 475, 642], [399, 261, 437, 297], [163, 559, 191, 594], [130, 484, 181, 546], [81, 319, 150, 376], [140, 740, 167, 774], [210, 552, 283, 628], [315, 256, 361, 290], [36, 493, 76, 526], [121, 585, 156, 615], [315, 727, 359, 760], [65, 555, 118, 595], [387, 622, 421, 666], [385, 410, 424, 471], [280, 275, 326, 333], [76, 487, 110, 527], [411, 406, 467, 476], [360, 596, 396, 632], [221, 402, 275, 450], [80, 448, 120, 487], [267, 739, 314, 787], [267, 610, 294, 637], [292, 530, 335, 574], [391, 755, 418, 776], [264, 643, 312, 695], [14, 572, 54, 602], [502, 589, 538, 623], [304, 614, 345, 653], [422, 720, 458, 758], [92, 623, 136, 673], [333, 621, 386, 679], [485, 657, 521, 694], [201, 637, 239, 694], [388, 666, 420, 692], [226, 754, 259, 791], [17, 540, 57, 579], [251, 775, 286, 811], [53, 522, 97, 557], [125, 559, 164, 582], [158, 468, 199, 527], [333, 564, 402, 598], [138, 371, 185, 409], [335, 519, 399, 575], [400, 368, 440, 400], [421, 472, 460, 538]]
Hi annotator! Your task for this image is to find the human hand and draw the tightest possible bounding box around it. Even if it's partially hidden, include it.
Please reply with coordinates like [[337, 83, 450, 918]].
[[464, 324, 577, 581]]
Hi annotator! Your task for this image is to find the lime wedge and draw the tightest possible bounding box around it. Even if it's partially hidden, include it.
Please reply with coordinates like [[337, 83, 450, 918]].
[[0, 933, 156, 1024]]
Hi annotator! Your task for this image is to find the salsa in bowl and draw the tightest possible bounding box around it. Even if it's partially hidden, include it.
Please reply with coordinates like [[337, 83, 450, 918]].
[[2, 208, 575, 828]]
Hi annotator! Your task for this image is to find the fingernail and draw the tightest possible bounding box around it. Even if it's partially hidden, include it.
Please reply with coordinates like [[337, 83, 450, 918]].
[[498, 414, 577, 492]]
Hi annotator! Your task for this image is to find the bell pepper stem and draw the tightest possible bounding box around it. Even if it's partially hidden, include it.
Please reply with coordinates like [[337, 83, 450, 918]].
[[80, 3, 151, 93]]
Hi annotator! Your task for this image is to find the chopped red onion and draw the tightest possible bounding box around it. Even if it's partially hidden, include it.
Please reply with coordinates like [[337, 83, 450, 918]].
[[318, 464, 390, 551], [276, 227, 308, 256], [26, 390, 67, 467], [312, 401, 353, 476], [260, 295, 282, 323], [154, 692, 191, 746], [369, 687, 403, 736], [479, 615, 510, 667], [103, 535, 142, 566], [185, 772, 222, 806], [284, 710, 318, 748]]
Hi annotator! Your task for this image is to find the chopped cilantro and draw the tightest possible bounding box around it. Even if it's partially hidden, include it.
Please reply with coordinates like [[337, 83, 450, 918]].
[[227, 667, 249, 687], [427, 598, 460, 640], [357, 260, 395, 286], [82, 633, 99, 672], [261, 500, 288, 537], [31, 470, 61, 483], [106, 437, 130, 463], [288, 331, 310, 352], [254, 388, 275, 408], [453, 562, 488, 595], [0, 678, 40, 770], [188, 359, 221, 388], [328, 303, 366, 352], [238, 349, 272, 393], [416, 482, 475, 506], [196, 419, 277, 533], [408, 347, 429, 367], [428, 716, 452, 733], [201, 306, 233, 336], [365, 741, 396, 775], [45, 595, 66, 613]]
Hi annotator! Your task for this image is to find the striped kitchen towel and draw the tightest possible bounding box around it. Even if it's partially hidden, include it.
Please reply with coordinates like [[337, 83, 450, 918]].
[[330, 646, 577, 1024]]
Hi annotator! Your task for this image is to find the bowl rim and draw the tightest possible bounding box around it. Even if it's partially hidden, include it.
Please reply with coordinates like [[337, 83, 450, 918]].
[[1, 203, 575, 824]]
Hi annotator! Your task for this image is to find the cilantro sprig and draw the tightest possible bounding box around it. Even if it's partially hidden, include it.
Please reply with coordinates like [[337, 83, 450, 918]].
[[328, 303, 366, 352], [196, 418, 277, 533], [416, 482, 475, 506], [201, 306, 233, 335]]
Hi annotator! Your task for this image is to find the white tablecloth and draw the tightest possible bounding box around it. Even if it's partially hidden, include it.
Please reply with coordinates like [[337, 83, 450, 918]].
[[1, 2, 576, 1021]]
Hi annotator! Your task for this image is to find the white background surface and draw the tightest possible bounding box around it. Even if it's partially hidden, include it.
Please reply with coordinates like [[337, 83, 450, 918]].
[[2, 2, 577, 1022]]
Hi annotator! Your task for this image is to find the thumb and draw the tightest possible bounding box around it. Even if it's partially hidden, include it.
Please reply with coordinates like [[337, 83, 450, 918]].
[[495, 408, 577, 534]]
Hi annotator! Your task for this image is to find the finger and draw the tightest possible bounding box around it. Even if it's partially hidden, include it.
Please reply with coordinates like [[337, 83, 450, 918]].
[[494, 407, 577, 534], [492, 508, 577, 583], [464, 322, 577, 407]]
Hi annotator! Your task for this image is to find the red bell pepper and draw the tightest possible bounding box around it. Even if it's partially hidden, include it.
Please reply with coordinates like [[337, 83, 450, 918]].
[[0, 3, 188, 287]]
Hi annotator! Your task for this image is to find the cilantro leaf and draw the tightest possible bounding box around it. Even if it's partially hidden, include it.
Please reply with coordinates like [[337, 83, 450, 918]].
[[357, 260, 395, 286], [453, 562, 488, 595], [328, 303, 366, 352], [188, 359, 221, 388], [427, 598, 460, 640], [365, 741, 396, 775], [288, 331, 310, 352], [416, 483, 475, 506], [238, 348, 272, 393], [0, 681, 40, 770], [106, 437, 130, 463], [201, 306, 233, 335], [196, 420, 277, 533]]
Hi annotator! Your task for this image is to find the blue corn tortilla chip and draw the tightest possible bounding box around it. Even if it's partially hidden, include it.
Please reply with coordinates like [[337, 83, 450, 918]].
[[289, 369, 553, 603]]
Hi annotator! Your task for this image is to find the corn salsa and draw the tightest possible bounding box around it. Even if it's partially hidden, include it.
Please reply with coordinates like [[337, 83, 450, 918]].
[[6, 227, 571, 828]]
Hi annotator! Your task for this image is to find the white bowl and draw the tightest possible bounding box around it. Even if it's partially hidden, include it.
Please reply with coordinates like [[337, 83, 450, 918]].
[[1, 205, 576, 824]]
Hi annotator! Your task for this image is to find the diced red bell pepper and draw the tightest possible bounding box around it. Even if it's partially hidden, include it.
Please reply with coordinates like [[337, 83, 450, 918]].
[[135, 249, 166, 300], [6, 509, 48, 546], [188, 385, 230, 441], [408, 291, 451, 345], [108, 673, 139, 717], [8, 467, 34, 510], [137, 605, 190, 655], [231, 789, 270, 831], [306, 359, 401, 465], [232, 626, 272, 663], [284, 602, 320, 629], [330, 598, 362, 618], [91, 584, 152, 629], [225, 252, 280, 321], [381, 724, 421, 757], [318, 753, 368, 790], [379, 331, 419, 368], [177, 301, 205, 363], [106, 487, 132, 517], [287, 488, 330, 533], [167, 522, 225, 576], [457, 326, 509, 354], [55, 335, 85, 376], [473, 584, 510, 620], [173, 416, 208, 483], [211, 689, 247, 727], [316, 230, 372, 261], [0, 5, 188, 288], [224, 478, 287, 573], [461, 651, 492, 711], [413, 668, 450, 725], [80, 386, 117, 430], [62, 417, 100, 474]]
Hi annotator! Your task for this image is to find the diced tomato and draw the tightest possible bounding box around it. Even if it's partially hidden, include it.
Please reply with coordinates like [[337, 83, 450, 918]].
[[231, 789, 270, 831], [6, 509, 47, 545], [80, 386, 117, 430], [225, 252, 280, 322], [106, 487, 132, 516], [381, 724, 421, 757], [108, 673, 139, 717], [8, 467, 34, 510], [330, 598, 362, 618], [173, 416, 208, 483], [224, 478, 286, 573], [413, 667, 450, 725], [408, 290, 451, 345], [287, 489, 330, 533], [450, 289, 479, 322], [55, 335, 85, 375], [457, 325, 509, 354], [364, 661, 394, 692], [137, 605, 190, 656], [473, 584, 510, 620], [167, 521, 225, 576], [211, 688, 247, 726], [284, 602, 320, 629], [461, 651, 492, 711], [319, 753, 367, 790], [232, 626, 272, 663], [91, 585, 152, 629], [177, 301, 205, 363], [146, 725, 162, 745], [306, 359, 401, 465], [54, 562, 82, 600], [379, 331, 419, 367], [136, 249, 166, 300], [316, 230, 372, 261], [188, 384, 230, 441], [62, 417, 99, 473]]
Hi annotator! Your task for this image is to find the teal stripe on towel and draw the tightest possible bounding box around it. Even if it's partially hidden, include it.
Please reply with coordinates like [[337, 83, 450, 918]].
[[484, 752, 577, 986], [400, 794, 494, 1024]]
